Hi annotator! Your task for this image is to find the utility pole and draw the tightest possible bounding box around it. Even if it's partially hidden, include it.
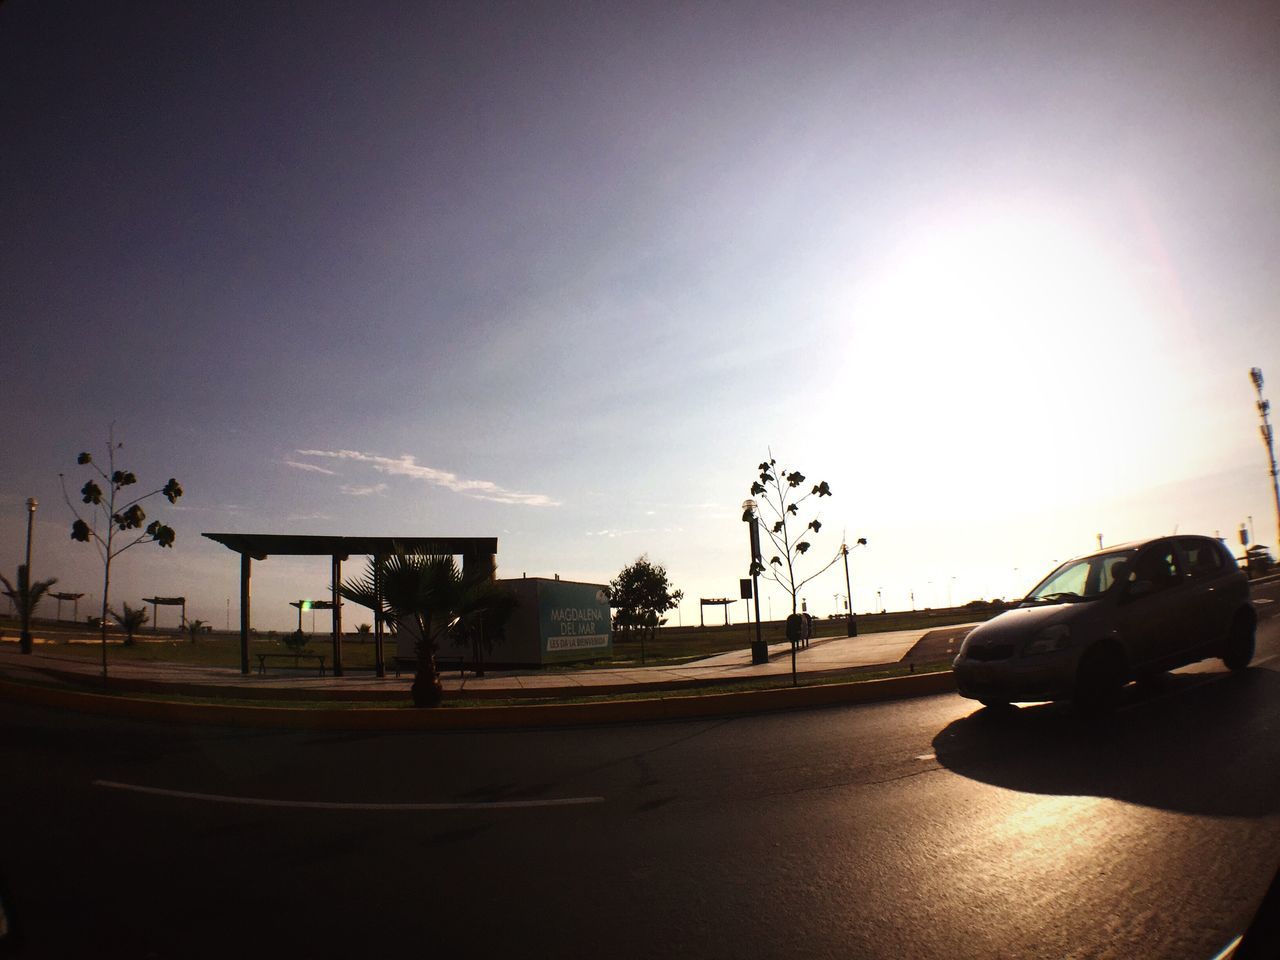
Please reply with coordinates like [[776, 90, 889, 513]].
[[21, 497, 38, 654], [840, 538, 866, 637], [1251, 368, 1280, 551], [742, 500, 766, 665]]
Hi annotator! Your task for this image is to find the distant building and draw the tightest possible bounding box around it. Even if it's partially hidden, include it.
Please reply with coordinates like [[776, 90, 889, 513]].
[[395, 576, 613, 668], [495, 577, 612, 667]]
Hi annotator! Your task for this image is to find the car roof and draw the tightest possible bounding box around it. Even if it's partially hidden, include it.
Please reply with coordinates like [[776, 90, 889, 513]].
[[1074, 534, 1223, 562]]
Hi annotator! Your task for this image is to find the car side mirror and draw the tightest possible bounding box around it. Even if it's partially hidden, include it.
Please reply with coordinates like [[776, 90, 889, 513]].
[[1128, 579, 1155, 599]]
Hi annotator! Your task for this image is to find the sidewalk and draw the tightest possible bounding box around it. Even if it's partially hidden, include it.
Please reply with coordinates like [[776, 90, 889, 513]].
[[0, 624, 976, 700]]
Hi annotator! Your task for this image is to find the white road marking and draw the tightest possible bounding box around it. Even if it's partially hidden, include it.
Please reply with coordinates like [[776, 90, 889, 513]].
[[93, 779, 604, 811], [915, 754, 936, 761], [1254, 598, 1274, 604]]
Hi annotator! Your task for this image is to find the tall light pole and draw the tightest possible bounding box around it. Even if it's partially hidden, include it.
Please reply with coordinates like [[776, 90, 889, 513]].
[[841, 538, 867, 636], [1252, 367, 1280, 552], [742, 500, 766, 664], [20, 497, 37, 654]]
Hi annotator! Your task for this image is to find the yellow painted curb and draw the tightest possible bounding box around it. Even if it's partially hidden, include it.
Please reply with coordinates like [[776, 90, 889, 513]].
[[0, 670, 957, 731]]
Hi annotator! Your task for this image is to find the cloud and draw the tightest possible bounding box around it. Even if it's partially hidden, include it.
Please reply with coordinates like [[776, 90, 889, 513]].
[[339, 483, 388, 497], [283, 460, 337, 475], [296, 449, 560, 507]]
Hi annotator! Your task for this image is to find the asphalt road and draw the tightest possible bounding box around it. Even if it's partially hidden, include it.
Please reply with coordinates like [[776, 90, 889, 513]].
[[2, 584, 1278, 959]]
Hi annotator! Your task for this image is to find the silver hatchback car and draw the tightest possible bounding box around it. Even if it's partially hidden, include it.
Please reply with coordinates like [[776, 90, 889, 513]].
[[953, 535, 1257, 709]]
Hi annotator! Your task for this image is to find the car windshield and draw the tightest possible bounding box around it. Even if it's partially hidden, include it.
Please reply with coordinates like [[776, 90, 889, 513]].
[[1021, 550, 1137, 605]]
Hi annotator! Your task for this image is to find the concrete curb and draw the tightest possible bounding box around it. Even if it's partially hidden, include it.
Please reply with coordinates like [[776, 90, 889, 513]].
[[10, 657, 942, 703], [0, 669, 958, 731]]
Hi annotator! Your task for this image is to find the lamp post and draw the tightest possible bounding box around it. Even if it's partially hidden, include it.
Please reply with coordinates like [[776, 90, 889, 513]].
[[20, 497, 37, 654], [742, 500, 767, 665], [1251, 368, 1280, 552], [841, 537, 867, 636]]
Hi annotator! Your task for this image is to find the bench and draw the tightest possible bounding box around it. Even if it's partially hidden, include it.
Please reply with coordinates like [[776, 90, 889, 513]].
[[256, 652, 327, 676], [392, 656, 466, 678]]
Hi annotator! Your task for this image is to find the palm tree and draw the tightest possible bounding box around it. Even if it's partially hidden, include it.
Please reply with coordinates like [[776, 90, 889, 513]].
[[355, 622, 372, 644], [341, 548, 515, 707], [110, 602, 149, 646], [185, 618, 207, 643], [1, 565, 57, 654]]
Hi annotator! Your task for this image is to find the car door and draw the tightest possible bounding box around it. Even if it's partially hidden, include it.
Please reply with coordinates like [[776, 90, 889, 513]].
[[1174, 536, 1229, 652], [1114, 541, 1198, 670]]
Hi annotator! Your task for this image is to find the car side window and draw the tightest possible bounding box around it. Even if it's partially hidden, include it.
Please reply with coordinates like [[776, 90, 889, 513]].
[[1132, 546, 1180, 590], [1098, 554, 1135, 591], [1177, 537, 1223, 580]]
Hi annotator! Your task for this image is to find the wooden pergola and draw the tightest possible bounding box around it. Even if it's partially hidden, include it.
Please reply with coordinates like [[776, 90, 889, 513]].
[[699, 597, 734, 627], [202, 534, 498, 677], [289, 598, 334, 633], [142, 595, 186, 631], [51, 591, 85, 623]]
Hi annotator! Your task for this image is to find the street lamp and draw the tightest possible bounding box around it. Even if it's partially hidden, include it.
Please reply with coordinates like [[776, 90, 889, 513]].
[[841, 538, 867, 636], [742, 500, 767, 665], [1249, 368, 1280, 554], [19, 497, 38, 654]]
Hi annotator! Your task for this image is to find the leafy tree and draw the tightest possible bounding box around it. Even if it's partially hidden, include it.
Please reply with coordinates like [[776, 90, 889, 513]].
[[61, 431, 183, 679], [109, 602, 149, 647], [747, 456, 838, 615], [185, 618, 207, 643], [0, 566, 57, 654], [341, 548, 516, 707], [606, 556, 683, 665]]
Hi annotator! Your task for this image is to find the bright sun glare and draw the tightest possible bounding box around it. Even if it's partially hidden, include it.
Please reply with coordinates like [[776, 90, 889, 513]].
[[831, 199, 1175, 512], [803, 198, 1200, 603]]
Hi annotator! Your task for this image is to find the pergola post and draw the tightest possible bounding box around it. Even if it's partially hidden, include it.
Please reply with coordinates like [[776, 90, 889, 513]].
[[331, 554, 344, 677], [374, 552, 385, 678], [239, 554, 252, 675]]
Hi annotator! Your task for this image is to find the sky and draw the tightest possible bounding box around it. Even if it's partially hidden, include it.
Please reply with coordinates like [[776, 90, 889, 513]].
[[2, 0, 1278, 632]]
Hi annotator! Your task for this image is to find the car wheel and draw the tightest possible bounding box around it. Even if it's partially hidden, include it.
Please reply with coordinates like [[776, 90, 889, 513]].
[[1222, 614, 1256, 672], [1075, 644, 1125, 713]]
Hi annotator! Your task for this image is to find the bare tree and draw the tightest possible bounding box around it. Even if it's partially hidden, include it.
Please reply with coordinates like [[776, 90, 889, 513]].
[[61, 429, 183, 680], [748, 456, 838, 615]]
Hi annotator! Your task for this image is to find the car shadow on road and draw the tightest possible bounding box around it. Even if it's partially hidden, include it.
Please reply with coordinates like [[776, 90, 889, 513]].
[[932, 666, 1280, 817]]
